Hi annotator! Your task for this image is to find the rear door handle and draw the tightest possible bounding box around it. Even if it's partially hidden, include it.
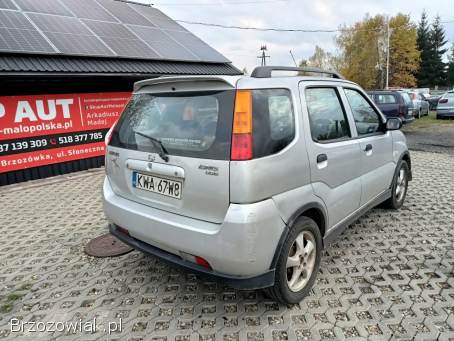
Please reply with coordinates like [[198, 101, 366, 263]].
[[364, 144, 373, 152], [317, 154, 328, 163]]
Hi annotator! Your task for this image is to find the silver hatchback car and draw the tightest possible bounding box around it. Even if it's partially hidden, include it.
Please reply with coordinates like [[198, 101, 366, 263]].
[[103, 66, 411, 304], [437, 91, 454, 119]]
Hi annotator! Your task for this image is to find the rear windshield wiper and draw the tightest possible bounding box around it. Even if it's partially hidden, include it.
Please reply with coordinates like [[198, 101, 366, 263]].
[[134, 130, 169, 162]]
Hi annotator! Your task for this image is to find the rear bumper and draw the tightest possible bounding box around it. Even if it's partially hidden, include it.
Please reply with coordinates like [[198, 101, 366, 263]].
[[102, 177, 285, 286], [436, 109, 454, 118], [403, 116, 415, 124], [110, 224, 275, 289]]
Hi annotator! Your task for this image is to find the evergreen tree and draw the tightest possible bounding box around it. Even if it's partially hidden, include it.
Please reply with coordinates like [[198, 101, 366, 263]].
[[430, 15, 448, 87], [416, 11, 432, 87], [447, 45, 454, 88]]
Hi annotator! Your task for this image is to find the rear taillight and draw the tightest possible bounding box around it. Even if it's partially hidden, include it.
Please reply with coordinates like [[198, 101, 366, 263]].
[[105, 120, 117, 146], [231, 90, 253, 160], [398, 104, 405, 117], [195, 256, 211, 269], [117, 226, 130, 236], [439, 98, 448, 104]]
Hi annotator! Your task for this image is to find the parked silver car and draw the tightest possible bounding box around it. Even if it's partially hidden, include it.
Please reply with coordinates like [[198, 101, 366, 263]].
[[437, 91, 454, 119], [103, 66, 412, 304], [408, 91, 430, 118]]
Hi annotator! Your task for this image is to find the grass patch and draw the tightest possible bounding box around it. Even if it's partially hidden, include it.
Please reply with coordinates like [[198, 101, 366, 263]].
[[410, 111, 454, 127], [0, 291, 25, 315], [0, 303, 13, 314], [6, 293, 22, 302]]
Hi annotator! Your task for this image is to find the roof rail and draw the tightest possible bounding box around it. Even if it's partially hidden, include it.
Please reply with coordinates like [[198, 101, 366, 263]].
[[250, 66, 344, 79]]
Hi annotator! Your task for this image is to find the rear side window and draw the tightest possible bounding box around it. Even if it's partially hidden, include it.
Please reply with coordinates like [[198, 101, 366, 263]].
[[305, 87, 350, 142], [401, 92, 412, 105], [110, 90, 235, 160], [374, 94, 397, 104], [251, 89, 295, 158], [444, 92, 454, 98]]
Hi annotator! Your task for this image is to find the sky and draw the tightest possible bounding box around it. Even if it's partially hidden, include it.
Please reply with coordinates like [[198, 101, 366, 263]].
[[143, 0, 454, 71]]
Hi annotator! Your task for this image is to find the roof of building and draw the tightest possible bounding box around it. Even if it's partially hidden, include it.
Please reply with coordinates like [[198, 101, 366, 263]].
[[0, 55, 241, 75], [0, 0, 240, 76]]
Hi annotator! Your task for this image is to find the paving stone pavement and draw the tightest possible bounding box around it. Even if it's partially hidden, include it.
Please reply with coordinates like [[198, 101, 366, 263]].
[[0, 151, 453, 341]]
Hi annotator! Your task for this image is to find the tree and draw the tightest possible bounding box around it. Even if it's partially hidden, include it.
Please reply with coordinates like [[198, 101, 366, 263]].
[[430, 15, 448, 87], [388, 14, 419, 88], [336, 15, 384, 89], [416, 11, 432, 87], [307, 45, 335, 70], [447, 44, 454, 88], [335, 14, 419, 89]]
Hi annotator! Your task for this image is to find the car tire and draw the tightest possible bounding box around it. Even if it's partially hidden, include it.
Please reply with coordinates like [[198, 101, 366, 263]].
[[383, 160, 409, 210], [264, 217, 322, 304]]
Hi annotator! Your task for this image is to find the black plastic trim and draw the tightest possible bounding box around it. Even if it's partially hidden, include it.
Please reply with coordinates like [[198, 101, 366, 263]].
[[395, 151, 412, 181], [323, 189, 391, 246], [287, 202, 328, 231], [109, 224, 275, 290], [269, 225, 289, 269]]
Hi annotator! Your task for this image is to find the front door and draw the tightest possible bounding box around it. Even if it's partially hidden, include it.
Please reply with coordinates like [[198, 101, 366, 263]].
[[342, 87, 394, 206]]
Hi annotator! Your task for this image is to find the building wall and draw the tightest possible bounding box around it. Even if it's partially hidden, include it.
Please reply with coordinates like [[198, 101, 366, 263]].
[[0, 75, 147, 186]]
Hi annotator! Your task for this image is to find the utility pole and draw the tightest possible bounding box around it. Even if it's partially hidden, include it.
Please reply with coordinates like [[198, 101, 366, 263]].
[[385, 17, 390, 89], [257, 45, 270, 66]]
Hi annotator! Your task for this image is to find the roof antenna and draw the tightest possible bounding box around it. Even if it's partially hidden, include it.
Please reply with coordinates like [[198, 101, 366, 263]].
[[289, 50, 298, 67]]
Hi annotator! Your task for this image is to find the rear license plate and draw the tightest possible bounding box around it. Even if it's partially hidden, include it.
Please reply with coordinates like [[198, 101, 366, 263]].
[[133, 172, 182, 199]]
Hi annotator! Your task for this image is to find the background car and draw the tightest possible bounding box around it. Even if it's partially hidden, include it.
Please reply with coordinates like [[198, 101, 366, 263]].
[[427, 90, 446, 110], [408, 91, 430, 118], [437, 91, 454, 119], [367, 90, 415, 124]]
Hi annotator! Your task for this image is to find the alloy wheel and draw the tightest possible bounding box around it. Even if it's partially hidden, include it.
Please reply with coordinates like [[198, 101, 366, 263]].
[[286, 230, 316, 292], [395, 168, 407, 202]]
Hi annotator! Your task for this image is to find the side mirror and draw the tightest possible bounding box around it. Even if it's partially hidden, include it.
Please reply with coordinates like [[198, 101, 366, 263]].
[[386, 117, 402, 130]]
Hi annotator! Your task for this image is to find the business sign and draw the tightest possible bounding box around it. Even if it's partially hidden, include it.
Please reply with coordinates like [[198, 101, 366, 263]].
[[0, 92, 131, 173]]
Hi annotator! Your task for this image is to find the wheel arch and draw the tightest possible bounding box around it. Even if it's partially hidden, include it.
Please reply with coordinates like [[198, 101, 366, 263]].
[[270, 203, 327, 269], [399, 151, 412, 181]]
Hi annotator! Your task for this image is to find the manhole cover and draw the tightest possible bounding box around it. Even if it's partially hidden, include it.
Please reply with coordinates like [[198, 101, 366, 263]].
[[85, 233, 133, 257]]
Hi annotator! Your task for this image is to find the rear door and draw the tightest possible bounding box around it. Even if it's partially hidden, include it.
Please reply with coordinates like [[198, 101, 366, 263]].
[[343, 87, 394, 206], [106, 79, 236, 224], [299, 82, 362, 228]]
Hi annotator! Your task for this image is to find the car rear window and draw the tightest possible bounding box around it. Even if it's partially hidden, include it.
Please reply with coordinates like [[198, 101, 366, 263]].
[[109, 90, 235, 160], [374, 94, 397, 104]]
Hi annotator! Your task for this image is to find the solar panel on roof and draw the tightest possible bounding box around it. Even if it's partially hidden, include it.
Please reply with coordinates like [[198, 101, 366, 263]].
[[0, 0, 17, 10], [134, 6, 186, 31], [165, 30, 229, 62], [0, 10, 55, 53], [27, 13, 114, 56], [0, 0, 230, 63], [95, 0, 153, 26], [128, 25, 199, 61], [82, 19, 136, 39], [82, 20, 160, 58], [59, 0, 118, 22], [15, 0, 73, 16]]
